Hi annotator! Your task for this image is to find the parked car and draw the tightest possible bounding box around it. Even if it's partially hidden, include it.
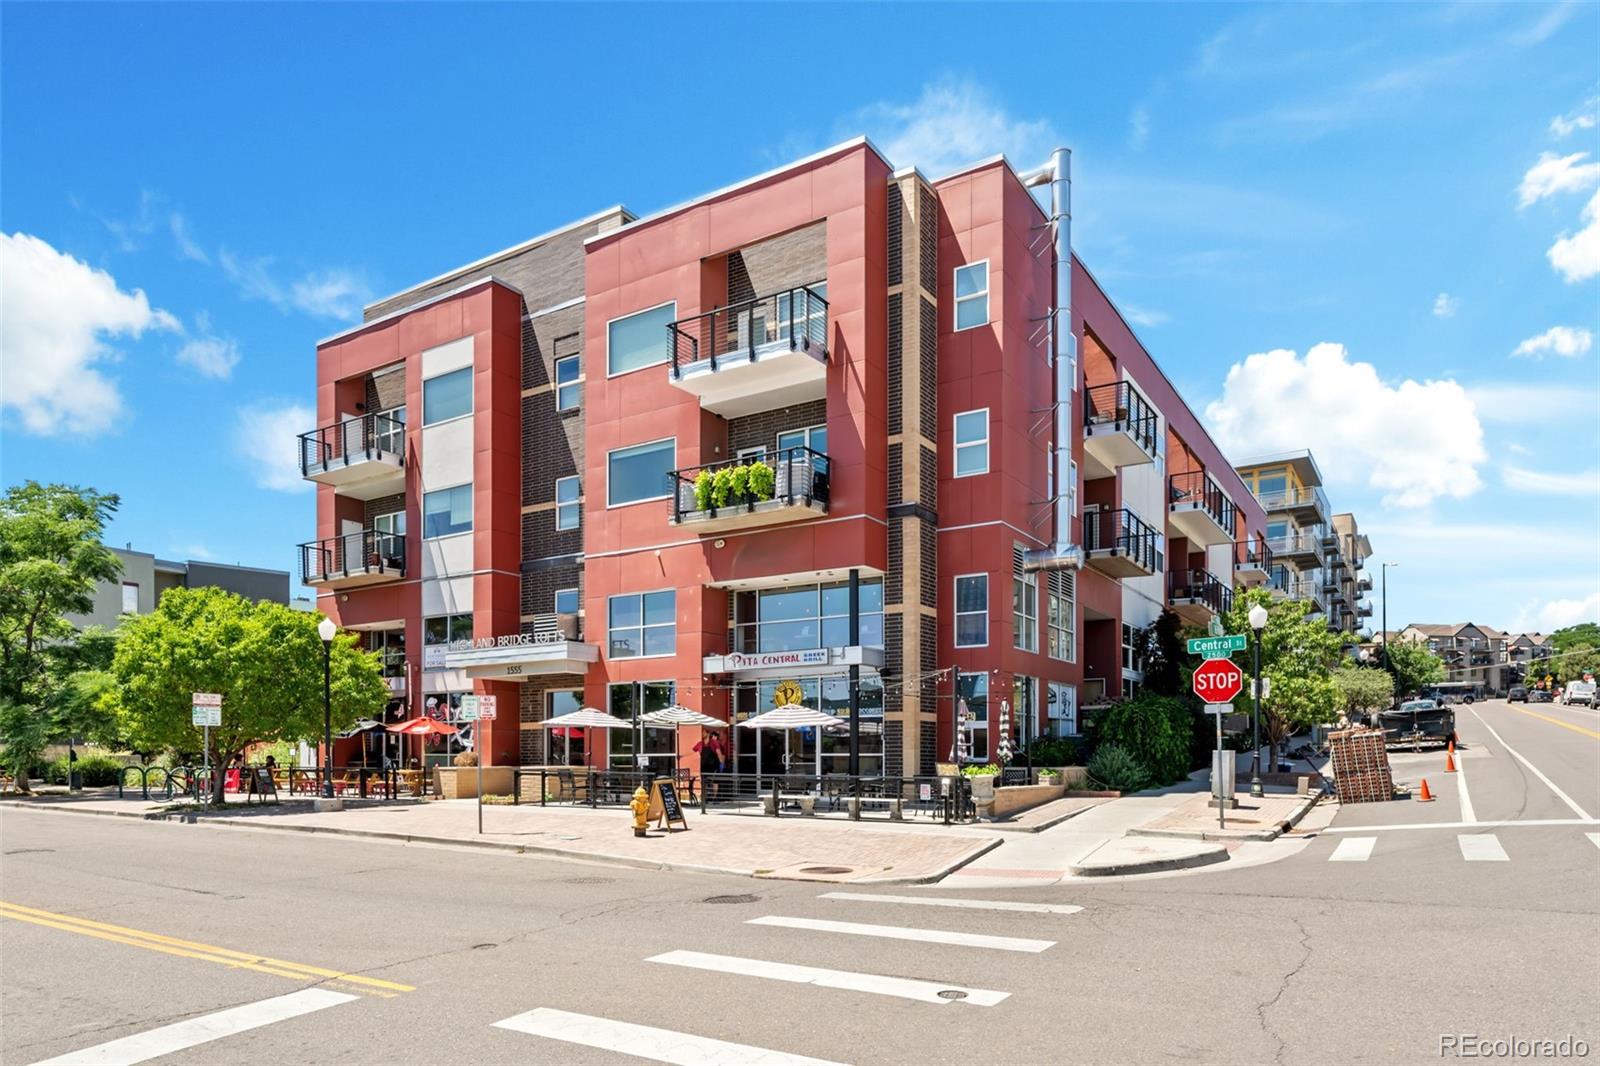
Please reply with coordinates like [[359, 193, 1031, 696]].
[[1563, 680, 1597, 707], [1380, 698, 1456, 747], [1529, 688, 1553, 703], [1508, 685, 1528, 703]]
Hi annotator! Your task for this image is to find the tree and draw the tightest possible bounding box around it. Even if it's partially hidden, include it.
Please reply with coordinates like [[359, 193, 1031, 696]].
[[1332, 665, 1394, 723], [1218, 587, 1345, 768], [1384, 638, 1445, 697], [1549, 623, 1600, 653], [1555, 645, 1600, 685], [1139, 609, 1185, 697], [0, 483, 122, 791], [100, 587, 389, 801]]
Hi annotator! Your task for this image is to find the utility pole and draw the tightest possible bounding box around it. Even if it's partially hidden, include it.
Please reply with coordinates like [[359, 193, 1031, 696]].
[[1381, 562, 1399, 674]]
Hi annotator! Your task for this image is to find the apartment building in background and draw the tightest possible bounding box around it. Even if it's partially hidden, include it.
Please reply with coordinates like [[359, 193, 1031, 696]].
[[302, 138, 1266, 775], [1507, 632, 1553, 680], [68, 546, 290, 630], [1399, 622, 1508, 693], [1234, 450, 1372, 638]]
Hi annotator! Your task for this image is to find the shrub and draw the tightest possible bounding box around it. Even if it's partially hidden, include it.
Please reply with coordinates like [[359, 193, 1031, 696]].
[[961, 763, 1001, 777], [1086, 743, 1150, 793], [746, 460, 775, 500], [693, 470, 715, 511], [452, 751, 479, 767], [1022, 736, 1088, 766], [1095, 692, 1193, 786], [41, 754, 127, 787]]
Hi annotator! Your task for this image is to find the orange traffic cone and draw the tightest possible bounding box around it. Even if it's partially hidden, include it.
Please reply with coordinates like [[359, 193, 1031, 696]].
[[1448, 738, 1456, 754], [1417, 778, 1436, 802], [1445, 750, 1457, 774]]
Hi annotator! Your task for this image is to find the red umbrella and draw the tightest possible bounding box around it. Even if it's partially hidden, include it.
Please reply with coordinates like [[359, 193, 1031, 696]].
[[387, 718, 459, 783]]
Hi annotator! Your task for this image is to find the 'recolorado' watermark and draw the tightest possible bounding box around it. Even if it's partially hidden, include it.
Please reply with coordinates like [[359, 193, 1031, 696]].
[[1441, 1034, 1590, 1058]]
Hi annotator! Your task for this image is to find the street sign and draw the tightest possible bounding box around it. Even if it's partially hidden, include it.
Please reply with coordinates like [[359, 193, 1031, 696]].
[[1251, 677, 1272, 701], [1204, 702, 1234, 715], [191, 692, 222, 727], [1187, 634, 1247, 659], [1193, 658, 1244, 704], [476, 695, 498, 721], [457, 696, 480, 722]]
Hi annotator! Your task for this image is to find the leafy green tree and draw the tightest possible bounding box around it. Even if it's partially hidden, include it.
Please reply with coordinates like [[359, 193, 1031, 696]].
[[1383, 638, 1446, 697], [0, 483, 122, 791], [1555, 645, 1600, 685], [101, 587, 388, 800], [1217, 587, 1344, 768], [1332, 665, 1394, 722], [1138, 609, 1185, 697], [1549, 623, 1600, 653]]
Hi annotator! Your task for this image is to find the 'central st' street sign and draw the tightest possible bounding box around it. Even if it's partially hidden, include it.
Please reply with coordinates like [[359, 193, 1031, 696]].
[[1187, 634, 1247, 658], [1192, 658, 1245, 704]]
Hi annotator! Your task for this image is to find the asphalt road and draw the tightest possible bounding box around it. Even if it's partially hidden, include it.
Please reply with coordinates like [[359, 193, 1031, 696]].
[[2, 697, 1595, 1065]]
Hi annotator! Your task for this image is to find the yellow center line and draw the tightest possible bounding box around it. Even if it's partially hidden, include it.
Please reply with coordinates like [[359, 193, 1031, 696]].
[[1500, 704, 1600, 740], [0, 901, 413, 994]]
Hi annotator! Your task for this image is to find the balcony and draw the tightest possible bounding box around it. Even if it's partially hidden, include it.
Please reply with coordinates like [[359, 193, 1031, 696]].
[[1278, 575, 1326, 611], [667, 286, 828, 418], [669, 448, 830, 533], [1357, 573, 1373, 593], [1268, 530, 1325, 569], [1167, 471, 1235, 547], [1235, 540, 1273, 586], [1083, 508, 1164, 578], [1168, 569, 1231, 624], [299, 413, 405, 500], [1082, 382, 1159, 478], [1358, 603, 1373, 618], [1254, 484, 1329, 525], [300, 530, 406, 589]]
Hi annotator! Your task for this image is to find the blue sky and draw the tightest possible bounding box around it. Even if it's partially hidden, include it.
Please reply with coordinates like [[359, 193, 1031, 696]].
[[3, 2, 1597, 634]]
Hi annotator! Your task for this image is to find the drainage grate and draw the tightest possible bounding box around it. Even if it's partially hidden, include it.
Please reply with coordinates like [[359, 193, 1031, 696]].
[[798, 866, 853, 875], [703, 894, 759, 905], [937, 990, 969, 1001], [563, 877, 615, 885]]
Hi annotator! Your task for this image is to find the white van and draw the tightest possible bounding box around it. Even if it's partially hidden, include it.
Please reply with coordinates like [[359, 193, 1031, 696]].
[[1562, 680, 1596, 707]]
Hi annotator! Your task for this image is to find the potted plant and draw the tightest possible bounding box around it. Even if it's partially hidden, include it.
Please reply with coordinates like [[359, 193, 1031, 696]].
[[962, 762, 1001, 802], [693, 470, 714, 512], [746, 460, 775, 502]]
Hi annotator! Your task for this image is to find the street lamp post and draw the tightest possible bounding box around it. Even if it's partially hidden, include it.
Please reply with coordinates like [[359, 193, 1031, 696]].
[[318, 616, 336, 799], [1248, 603, 1269, 798], [1381, 562, 1399, 673]]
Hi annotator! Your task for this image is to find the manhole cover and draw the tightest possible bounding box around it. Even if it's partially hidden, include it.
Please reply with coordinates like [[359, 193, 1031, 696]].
[[703, 894, 759, 905], [563, 877, 614, 885], [937, 990, 968, 1000], [798, 866, 853, 875]]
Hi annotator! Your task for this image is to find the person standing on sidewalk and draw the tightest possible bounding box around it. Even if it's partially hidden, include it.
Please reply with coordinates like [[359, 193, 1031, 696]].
[[698, 731, 723, 801]]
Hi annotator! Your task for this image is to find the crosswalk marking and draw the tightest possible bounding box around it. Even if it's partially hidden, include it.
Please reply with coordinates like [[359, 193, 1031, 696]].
[[30, 988, 357, 1066], [1458, 834, 1509, 862], [746, 915, 1054, 953], [647, 950, 1009, 1006], [1328, 837, 1376, 862], [818, 892, 1083, 915], [493, 1007, 846, 1066]]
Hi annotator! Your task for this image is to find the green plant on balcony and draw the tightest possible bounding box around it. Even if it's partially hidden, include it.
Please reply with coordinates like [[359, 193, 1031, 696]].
[[745, 460, 775, 500], [696, 460, 778, 513], [693, 470, 715, 511]]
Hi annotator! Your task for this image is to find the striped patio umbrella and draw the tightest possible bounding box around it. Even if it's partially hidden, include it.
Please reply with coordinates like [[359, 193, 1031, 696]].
[[640, 704, 725, 776], [950, 697, 971, 763], [996, 699, 1013, 765], [540, 708, 632, 730], [737, 703, 844, 730]]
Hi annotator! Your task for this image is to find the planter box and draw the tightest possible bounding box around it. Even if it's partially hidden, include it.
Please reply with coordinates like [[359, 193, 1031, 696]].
[[435, 766, 515, 800], [989, 782, 1066, 820]]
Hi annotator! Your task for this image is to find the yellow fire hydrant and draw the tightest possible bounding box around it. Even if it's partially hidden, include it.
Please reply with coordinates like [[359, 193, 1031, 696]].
[[630, 785, 649, 837]]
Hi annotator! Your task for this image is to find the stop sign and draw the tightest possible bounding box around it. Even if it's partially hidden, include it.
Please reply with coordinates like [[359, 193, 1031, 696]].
[[1193, 658, 1244, 703]]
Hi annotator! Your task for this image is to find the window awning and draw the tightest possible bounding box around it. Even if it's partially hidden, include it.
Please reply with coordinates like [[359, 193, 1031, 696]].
[[444, 638, 599, 681]]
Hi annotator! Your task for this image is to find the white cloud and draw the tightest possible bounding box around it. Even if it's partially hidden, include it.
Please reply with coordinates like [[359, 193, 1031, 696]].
[[1500, 463, 1600, 496], [169, 212, 209, 264], [1511, 325, 1593, 359], [1121, 303, 1170, 328], [1204, 342, 1485, 507], [1431, 292, 1459, 318], [174, 310, 241, 381], [1466, 381, 1600, 424], [1550, 94, 1599, 138], [1518, 151, 1600, 207], [861, 78, 1058, 176], [0, 232, 180, 437], [1513, 590, 1600, 633], [1548, 188, 1600, 283], [233, 402, 315, 492], [219, 250, 371, 320], [1509, 2, 1581, 46]]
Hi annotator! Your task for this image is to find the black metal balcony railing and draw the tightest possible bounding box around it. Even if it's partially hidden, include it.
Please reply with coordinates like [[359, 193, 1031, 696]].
[[1238, 539, 1273, 570], [1168, 569, 1232, 614], [668, 446, 830, 523], [1083, 382, 1160, 455], [668, 285, 829, 379], [298, 412, 405, 476], [1168, 471, 1235, 535], [299, 530, 406, 584], [1083, 508, 1164, 572]]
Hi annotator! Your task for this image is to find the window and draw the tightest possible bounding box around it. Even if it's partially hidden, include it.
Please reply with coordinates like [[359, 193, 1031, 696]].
[[372, 510, 406, 560], [608, 680, 676, 770], [547, 689, 584, 766], [1121, 622, 1141, 673], [554, 355, 582, 411], [607, 302, 675, 376], [954, 409, 989, 477], [120, 582, 139, 614], [731, 579, 884, 654], [607, 438, 674, 506], [955, 574, 989, 647], [954, 261, 989, 330], [1013, 675, 1037, 748], [555, 476, 580, 531], [1048, 570, 1075, 662], [777, 424, 828, 474], [1013, 560, 1038, 654], [957, 672, 989, 763], [554, 587, 579, 616], [1068, 458, 1079, 517], [423, 614, 473, 671], [1048, 681, 1079, 737], [608, 590, 676, 659], [422, 367, 472, 425], [422, 484, 472, 538], [371, 629, 405, 678]]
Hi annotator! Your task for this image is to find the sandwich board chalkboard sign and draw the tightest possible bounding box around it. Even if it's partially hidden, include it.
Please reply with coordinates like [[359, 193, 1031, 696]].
[[247, 767, 278, 804], [647, 777, 688, 831]]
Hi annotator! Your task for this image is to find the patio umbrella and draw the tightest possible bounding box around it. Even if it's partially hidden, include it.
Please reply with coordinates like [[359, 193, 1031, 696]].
[[387, 717, 459, 781], [950, 697, 971, 763], [541, 707, 632, 768], [640, 704, 725, 776], [737, 703, 844, 730], [996, 699, 1013, 765]]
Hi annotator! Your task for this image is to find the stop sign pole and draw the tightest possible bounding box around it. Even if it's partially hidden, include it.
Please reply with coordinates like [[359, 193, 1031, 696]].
[[1193, 656, 1245, 828]]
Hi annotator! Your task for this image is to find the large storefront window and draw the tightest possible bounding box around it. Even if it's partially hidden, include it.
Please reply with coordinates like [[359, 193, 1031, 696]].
[[730, 675, 884, 777], [546, 690, 584, 766], [957, 672, 989, 763], [1013, 676, 1037, 750], [423, 614, 472, 670], [420, 692, 472, 767], [732, 579, 884, 654], [608, 681, 676, 774]]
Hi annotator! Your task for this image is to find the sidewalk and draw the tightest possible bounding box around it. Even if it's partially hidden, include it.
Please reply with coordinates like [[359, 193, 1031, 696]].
[[0, 794, 1000, 886]]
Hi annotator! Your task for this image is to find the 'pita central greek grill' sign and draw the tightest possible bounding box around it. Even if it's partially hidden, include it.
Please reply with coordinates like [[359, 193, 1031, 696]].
[[724, 649, 830, 671]]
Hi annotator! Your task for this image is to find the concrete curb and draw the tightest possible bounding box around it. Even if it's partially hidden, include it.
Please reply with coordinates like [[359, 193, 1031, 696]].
[[1067, 842, 1229, 877], [0, 800, 1003, 886], [1123, 792, 1323, 843], [979, 801, 1100, 835]]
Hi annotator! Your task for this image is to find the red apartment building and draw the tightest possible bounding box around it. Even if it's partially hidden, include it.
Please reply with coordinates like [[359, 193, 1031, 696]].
[[301, 138, 1266, 777]]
